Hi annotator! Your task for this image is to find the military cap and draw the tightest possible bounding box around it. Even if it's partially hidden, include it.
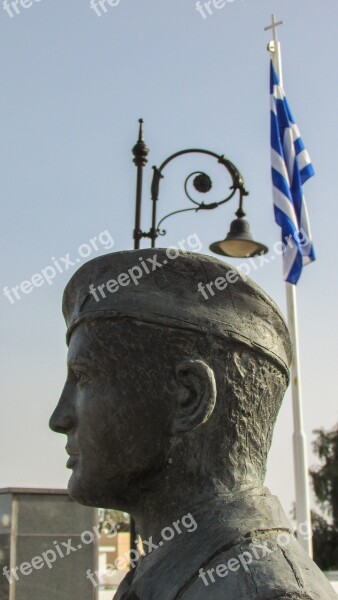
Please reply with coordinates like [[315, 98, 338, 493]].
[[62, 249, 292, 373]]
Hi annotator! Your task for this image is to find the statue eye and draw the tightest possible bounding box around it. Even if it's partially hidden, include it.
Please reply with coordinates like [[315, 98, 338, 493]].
[[73, 367, 91, 385]]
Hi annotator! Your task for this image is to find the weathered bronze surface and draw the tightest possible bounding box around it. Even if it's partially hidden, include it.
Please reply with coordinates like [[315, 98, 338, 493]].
[[50, 249, 337, 599]]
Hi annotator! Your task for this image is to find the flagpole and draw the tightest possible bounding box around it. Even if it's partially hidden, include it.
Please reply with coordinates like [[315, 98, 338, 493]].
[[265, 15, 313, 558]]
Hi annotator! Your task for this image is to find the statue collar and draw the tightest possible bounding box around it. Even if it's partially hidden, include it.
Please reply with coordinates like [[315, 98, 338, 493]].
[[114, 491, 292, 600]]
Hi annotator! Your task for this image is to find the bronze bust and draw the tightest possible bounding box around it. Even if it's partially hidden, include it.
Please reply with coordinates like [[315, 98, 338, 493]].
[[50, 249, 337, 599]]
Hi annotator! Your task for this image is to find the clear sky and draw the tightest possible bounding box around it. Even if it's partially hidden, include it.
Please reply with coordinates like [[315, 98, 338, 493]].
[[1, 0, 337, 519]]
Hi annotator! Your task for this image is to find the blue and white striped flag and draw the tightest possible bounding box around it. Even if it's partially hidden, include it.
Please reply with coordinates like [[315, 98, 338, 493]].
[[270, 60, 315, 284]]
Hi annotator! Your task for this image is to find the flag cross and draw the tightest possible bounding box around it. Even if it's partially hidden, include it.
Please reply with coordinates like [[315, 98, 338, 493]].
[[264, 14, 283, 43]]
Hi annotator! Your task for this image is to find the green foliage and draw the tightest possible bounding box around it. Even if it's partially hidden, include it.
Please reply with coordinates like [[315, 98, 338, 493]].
[[311, 511, 338, 571], [310, 425, 338, 527], [98, 508, 130, 533], [310, 424, 338, 570]]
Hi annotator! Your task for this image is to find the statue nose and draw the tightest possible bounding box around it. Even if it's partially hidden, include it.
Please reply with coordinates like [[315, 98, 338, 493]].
[[49, 385, 75, 434], [49, 408, 74, 434]]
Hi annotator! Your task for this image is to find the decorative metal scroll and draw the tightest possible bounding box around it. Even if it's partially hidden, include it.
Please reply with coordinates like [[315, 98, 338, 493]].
[[149, 149, 249, 244]]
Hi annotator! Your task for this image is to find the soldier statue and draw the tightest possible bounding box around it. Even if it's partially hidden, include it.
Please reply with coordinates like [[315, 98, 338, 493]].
[[50, 249, 337, 599]]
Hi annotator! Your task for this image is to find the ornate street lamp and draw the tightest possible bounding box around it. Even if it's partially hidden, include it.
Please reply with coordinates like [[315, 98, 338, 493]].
[[132, 119, 268, 258], [129, 118, 268, 554]]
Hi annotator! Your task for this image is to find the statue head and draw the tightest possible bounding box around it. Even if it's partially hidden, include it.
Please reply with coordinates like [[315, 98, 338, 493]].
[[49, 249, 291, 512]]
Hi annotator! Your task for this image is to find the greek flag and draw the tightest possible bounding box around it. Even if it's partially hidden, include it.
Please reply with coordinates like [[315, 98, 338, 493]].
[[270, 60, 315, 284]]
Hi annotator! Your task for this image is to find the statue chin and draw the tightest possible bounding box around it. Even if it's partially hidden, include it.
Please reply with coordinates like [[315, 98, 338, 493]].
[[67, 472, 133, 511], [67, 474, 88, 505], [66, 472, 101, 507]]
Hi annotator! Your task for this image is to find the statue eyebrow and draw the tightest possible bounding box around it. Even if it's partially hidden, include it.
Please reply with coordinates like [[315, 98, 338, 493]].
[[67, 359, 95, 370]]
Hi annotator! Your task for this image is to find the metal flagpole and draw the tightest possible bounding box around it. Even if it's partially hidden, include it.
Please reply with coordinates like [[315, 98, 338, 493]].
[[264, 15, 313, 558]]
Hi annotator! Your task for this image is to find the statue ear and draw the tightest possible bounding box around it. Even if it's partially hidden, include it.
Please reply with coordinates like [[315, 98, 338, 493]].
[[171, 359, 217, 434]]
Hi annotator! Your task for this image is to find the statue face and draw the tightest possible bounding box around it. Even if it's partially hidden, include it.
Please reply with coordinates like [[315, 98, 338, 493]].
[[49, 321, 173, 509]]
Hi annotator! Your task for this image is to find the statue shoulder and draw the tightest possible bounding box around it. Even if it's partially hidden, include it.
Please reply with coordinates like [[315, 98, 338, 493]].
[[177, 531, 338, 600]]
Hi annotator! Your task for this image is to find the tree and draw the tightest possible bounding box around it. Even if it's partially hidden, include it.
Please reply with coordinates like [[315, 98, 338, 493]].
[[98, 508, 130, 533], [309, 424, 338, 570]]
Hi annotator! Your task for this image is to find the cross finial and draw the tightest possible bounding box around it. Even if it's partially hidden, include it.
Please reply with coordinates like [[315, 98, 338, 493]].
[[264, 14, 283, 44]]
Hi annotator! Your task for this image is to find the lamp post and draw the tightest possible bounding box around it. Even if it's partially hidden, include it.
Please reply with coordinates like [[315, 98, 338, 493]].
[[129, 118, 268, 555], [132, 118, 268, 258]]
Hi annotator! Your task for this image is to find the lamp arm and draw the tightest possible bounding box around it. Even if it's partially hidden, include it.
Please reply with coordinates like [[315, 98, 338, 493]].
[[149, 149, 248, 247], [156, 207, 203, 236]]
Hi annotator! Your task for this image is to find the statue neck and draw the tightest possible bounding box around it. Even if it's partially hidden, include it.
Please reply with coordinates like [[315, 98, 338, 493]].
[[132, 481, 264, 547]]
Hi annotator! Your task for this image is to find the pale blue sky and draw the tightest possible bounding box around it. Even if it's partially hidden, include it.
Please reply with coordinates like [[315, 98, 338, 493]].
[[1, 0, 337, 517]]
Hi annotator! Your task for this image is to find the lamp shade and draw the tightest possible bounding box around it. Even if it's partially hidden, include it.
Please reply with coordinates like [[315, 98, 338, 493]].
[[209, 216, 268, 258]]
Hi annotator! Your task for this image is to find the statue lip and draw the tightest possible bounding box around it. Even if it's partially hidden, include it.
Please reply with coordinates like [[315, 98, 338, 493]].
[[66, 455, 78, 469], [66, 444, 79, 456]]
